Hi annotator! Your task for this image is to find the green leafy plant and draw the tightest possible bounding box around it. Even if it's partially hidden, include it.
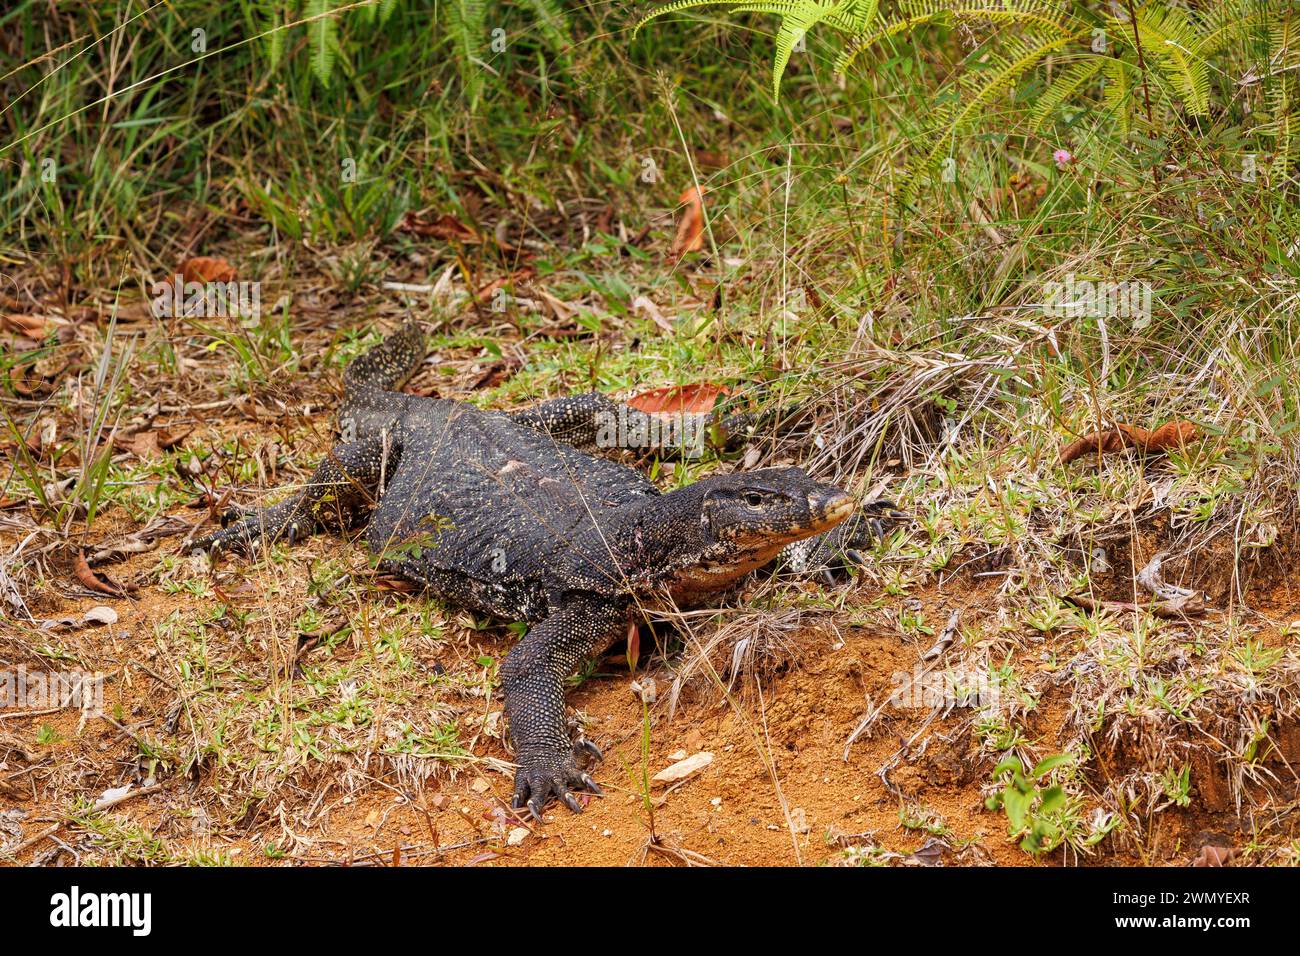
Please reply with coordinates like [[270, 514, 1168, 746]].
[[984, 752, 1072, 855], [635, 0, 882, 98], [639, 1, 1296, 197]]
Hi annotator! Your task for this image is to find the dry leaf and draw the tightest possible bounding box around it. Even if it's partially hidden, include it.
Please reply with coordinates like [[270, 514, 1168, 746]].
[[1192, 844, 1240, 867], [73, 550, 135, 598], [627, 382, 728, 415], [401, 211, 481, 243], [474, 267, 536, 305], [536, 289, 577, 323], [668, 185, 706, 260], [1116, 420, 1199, 452], [1060, 419, 1199, 464], [1, 313, 49, 338], [631, 295, 674, 334], [81, 606, 119, 626], [693, 148, 728, 169], [179, 256, 236, 284]]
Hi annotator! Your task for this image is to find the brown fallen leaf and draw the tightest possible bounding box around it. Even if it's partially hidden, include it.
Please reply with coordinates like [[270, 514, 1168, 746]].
[[1, 313, 50, 338], [372, 574, 415, 593], [473, 267, 537, 306], [535, 289, 577, 323], [1117, 419, 1199, 451], [904, 836, 949, 866], [179, 256, 236, 284], [1060, 419, 1199, 464], [668, 185, 707, 260], [115, 424, 194, 459], [74, 550, 136, 598], [470, 360, 519, 391], [631, 295, 674, 335], [401, 211, 481, 243], [693, 148, 728, 169], [9, 356, 70, 397], [627, 382, 729, 415]]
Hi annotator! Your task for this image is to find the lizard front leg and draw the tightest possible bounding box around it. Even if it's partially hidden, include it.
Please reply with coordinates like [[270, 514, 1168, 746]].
[[189, 433, 399, 559], [499, 595, 627, 820]]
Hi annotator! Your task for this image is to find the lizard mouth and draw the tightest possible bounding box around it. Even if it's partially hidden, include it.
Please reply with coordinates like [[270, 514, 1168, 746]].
[[812, 490, 854, 528]]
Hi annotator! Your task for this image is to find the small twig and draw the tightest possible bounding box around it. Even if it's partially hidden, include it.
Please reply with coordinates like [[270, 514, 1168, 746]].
[[6, 822, 60, 857], [0, 708, 59, 721]]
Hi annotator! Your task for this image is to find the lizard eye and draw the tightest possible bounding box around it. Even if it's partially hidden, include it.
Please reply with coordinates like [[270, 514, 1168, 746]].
[[743, 492, 764, 508]]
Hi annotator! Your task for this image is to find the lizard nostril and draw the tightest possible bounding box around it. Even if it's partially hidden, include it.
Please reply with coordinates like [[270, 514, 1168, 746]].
[[811, 491, 853, 523]]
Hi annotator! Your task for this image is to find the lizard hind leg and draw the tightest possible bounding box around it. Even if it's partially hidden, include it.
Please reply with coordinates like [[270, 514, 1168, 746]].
[[189, 433, 399, 559], [499, 595, 626, 819]]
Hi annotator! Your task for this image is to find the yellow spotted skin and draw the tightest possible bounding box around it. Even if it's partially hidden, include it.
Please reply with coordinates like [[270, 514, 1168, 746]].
[[190, 322, 890, 820]]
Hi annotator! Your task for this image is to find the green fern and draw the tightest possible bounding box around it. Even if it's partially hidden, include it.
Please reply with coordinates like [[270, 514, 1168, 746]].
[[1100, 58, 1136, 138], [1124, 3, 1211, 116], [447, 0, 488, 108], [1265, 9, 1298, 176], [635, 1, 880, 99], [837, 0, 1076, 74], [517, 0, 574, 61], [308, 0, 339, 88], [1029, 59, 1104, 133], [905, 29, 1073, 202]]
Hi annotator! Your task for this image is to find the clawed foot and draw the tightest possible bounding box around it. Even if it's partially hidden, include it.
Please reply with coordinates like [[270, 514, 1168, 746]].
[[188, 504, 310, 560], [784, 498, 909, 582], [511, 738, 604, 821]]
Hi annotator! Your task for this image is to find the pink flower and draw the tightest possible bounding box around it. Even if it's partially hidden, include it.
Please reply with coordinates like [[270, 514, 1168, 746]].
[[1053, 148, 1074, 170]]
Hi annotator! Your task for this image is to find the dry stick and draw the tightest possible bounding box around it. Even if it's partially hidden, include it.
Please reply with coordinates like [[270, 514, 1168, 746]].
[[0, 708, 59, 721], [7, 822, 61, 857], [92, 781, 164, 812], [1121, 0, 1158, 188]]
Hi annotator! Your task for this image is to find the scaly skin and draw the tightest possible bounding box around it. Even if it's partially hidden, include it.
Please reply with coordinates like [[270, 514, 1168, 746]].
[[189, 322, 900, 820]]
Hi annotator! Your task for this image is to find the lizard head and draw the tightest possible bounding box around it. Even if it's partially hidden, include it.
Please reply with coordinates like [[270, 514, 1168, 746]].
[[697, 467, 853, 555]]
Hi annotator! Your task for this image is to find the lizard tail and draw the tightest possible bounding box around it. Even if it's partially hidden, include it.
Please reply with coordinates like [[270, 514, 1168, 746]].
[[343, 322, 427, 394]]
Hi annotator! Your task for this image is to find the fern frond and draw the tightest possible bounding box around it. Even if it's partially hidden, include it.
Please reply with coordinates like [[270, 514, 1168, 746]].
[[636, 1, 875, 98], [1028, 58, 1103, 132], [837, 0, 1082, 74], [633, 0, 798, 37], [447, 0, 487, 108], [1196, 0, 1276, 58], [517, 0, 574, 58], [1114, 3, 1211, 115], [1266, 11, 1298, 175], [1101, 57, 1136, 137], [308, 0, 338, 88], [905, 29, 1072, 201]]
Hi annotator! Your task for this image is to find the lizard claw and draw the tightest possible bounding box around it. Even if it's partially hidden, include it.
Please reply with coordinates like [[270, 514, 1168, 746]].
[[575, 738, 604, 764], [511, 741, 605, 821]]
